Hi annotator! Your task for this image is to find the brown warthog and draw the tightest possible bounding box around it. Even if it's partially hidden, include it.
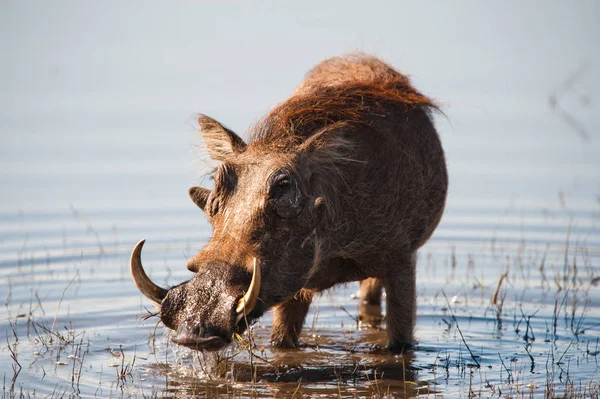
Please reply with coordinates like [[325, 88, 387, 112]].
[[131, 53, 447, 352]]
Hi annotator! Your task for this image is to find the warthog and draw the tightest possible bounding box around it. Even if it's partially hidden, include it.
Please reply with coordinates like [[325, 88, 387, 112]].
[[131, 53, 447, 352]]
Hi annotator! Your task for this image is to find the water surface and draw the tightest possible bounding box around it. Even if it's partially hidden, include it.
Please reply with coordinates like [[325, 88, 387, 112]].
[[2, 193, 599, 397]]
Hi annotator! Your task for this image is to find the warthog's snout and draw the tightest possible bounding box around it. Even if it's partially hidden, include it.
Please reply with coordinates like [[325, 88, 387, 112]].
[[130, 240, 262, 351]]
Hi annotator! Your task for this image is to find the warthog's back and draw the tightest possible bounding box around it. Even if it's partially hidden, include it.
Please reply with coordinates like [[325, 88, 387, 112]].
[[252, 54, 447, 256], [294, 53, 418, 96]]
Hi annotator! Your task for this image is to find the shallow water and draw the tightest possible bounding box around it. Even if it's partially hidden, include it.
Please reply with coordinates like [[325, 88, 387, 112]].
[[2, 196, 599, 398]]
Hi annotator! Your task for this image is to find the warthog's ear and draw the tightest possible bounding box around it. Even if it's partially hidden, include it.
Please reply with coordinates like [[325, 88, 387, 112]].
[[189, 186, 210, 211], [198, 115, 246, 161]]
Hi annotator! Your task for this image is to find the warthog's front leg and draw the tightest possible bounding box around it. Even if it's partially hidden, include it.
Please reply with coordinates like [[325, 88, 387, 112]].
[[383, 252, 417, 352], [270, 288, 314, 348]]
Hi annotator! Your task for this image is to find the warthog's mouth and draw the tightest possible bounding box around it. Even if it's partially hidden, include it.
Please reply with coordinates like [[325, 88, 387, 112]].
[[171, 334, 229, 351]]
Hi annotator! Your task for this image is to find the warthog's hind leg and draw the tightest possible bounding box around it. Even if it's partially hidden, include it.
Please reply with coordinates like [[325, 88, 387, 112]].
[[270, 288, 313, 348], [358, 277, 384, 304], [357, 277, 384, 327]]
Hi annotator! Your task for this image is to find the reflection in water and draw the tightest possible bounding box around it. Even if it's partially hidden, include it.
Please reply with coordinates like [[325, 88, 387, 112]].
[[152, 328, 423, 398], [359, 303, 384, 327]]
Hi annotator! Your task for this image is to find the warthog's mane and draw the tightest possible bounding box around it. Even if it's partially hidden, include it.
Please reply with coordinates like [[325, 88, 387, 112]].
[[251, 53, 436, 143], [250, 80, 438, 149]]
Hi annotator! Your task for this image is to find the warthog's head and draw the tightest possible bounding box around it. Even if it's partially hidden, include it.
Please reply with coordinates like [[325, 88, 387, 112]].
[[131, 114, 347, 350]]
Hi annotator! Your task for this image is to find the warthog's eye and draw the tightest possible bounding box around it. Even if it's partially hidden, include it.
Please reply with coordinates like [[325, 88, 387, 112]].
[[268, 169, 303, 219], [276, 176, 291, 189], [270, 172, 292, 199]]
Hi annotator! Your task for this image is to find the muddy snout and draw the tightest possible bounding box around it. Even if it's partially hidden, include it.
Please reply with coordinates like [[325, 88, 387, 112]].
[[161, 262, 262, 350], [158, 276, 238, 351], [130, 240, 262, 351]]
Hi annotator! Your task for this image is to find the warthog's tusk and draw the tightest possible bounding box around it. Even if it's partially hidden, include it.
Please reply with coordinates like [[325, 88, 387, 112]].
[[130, 239, 168, 305], [235, 258, 261, 324]]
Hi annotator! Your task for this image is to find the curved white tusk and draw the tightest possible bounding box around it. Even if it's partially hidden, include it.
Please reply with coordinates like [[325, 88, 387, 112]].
[[235, 258, 261, 324], [130, 239, 168, 305]]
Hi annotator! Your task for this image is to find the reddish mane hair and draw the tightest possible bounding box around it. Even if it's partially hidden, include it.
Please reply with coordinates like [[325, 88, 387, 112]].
[[251, 54, 438, 146]]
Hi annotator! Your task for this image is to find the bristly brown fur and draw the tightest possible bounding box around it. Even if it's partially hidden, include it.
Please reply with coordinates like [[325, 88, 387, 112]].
[[251, 53, 438, 147], [144, 53, 448, 353]]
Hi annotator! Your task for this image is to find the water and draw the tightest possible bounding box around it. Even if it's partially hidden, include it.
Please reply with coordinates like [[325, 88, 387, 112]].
[[2, 180, 599, 397], [2, 2, 600, 398]]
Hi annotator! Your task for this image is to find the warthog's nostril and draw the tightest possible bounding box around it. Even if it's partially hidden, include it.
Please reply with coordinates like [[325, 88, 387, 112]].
[[190, 323, 219, 339], [201, 326, 220, 338], [191, 324, 203, 337]]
